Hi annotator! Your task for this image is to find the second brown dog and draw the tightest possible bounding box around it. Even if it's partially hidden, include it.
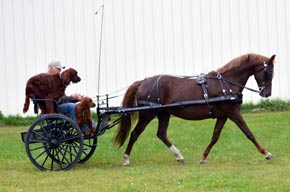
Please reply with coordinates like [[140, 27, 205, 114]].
[[75, 96, 96, 136]]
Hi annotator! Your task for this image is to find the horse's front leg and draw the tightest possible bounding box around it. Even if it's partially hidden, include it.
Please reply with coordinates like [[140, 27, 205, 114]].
[[201, 117, 227, 164], [229, 112, 273, 160]]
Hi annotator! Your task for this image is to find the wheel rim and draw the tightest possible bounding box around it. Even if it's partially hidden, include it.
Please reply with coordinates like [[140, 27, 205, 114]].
[[25, 114, 83, 171]]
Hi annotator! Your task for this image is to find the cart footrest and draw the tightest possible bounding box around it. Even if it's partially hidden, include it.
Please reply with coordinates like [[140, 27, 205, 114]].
[[21, 129, 46, 144], [21, 132, 27, 143]]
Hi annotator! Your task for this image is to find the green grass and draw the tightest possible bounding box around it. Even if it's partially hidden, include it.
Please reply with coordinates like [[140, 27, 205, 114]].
[[1, 111, 290, 191], [241, 99, 290, 113]]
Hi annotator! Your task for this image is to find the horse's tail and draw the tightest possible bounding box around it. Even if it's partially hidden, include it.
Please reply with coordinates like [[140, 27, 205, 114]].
[[23, 96, 30, 113], [114, 80, 142, 147]]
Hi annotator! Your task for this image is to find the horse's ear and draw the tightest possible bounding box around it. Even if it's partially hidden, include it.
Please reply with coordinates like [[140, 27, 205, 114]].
[[269, 55, 276, 64]]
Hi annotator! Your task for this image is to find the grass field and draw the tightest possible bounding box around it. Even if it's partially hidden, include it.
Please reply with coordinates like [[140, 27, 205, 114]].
[[0, 111, 290, 191]]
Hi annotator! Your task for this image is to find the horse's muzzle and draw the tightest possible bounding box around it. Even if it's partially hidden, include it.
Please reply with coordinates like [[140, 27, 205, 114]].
[[260, 91, 271, 98]]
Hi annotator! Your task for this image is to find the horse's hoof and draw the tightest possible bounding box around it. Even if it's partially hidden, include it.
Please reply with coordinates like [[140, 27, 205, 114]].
[[123, 154, 130, 166], [200, 159, 207, 164], [123, 162, 130, 166], [177, 159, 185, 164], [265, 153, 274, 160]]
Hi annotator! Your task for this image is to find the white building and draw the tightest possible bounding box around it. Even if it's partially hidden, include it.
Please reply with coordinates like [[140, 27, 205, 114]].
[[0, 0, 289, 116]]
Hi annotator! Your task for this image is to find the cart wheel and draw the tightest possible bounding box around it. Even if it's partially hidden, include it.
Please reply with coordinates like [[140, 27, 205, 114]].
[[79, 136, 98, 163], [25, 114, 83, 171]]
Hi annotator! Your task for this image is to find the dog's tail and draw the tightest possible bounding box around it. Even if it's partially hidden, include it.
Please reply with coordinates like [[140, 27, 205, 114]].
[[23, 96, 30, 113]]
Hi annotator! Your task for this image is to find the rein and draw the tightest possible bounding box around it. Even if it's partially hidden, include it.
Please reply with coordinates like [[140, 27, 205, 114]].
[[207, 61, 271, 95], [185, 75, 261, 94], [216, 75, 261, 94]]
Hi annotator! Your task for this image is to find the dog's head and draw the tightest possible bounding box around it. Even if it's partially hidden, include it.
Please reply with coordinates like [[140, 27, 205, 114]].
[[81, 96, 96, 108], [61, 68, 81, 85]]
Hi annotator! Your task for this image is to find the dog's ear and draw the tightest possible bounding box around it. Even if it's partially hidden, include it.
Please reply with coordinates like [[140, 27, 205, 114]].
[[85, 100, 90, 108], [82, 97, 89, 108], [61, 70, 71, 85]]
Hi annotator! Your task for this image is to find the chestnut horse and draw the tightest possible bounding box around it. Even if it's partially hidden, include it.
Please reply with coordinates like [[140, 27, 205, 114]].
[[115, 53, 275, 165]]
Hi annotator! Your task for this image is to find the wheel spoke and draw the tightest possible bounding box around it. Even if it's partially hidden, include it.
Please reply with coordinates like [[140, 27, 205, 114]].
[[40, 152, 50, 169], [30, 145, 49, 161], [57, 145, 71, 165], [58, 143, 79, 158], [50, 148, 55, 170], [28, 143, 48, 152], [54, 147, 64, 169]]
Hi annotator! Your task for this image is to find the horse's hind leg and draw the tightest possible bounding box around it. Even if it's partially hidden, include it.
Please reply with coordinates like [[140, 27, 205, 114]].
[[201, 117, 227, 164], [123, 113, 155, 165], [156, 112, 184, 163]]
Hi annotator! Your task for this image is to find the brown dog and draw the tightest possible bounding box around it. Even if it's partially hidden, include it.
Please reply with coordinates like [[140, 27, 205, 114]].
[[75, 96, 96, 136], [23, 68, 81, 114]]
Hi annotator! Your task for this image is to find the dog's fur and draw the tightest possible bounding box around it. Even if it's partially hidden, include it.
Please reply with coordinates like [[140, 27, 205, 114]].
[[23, 68, 81, 114], [75, 96, 96, 135]]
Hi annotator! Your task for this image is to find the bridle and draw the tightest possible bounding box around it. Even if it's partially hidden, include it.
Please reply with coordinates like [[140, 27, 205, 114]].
[[255, 61, 273, 95]]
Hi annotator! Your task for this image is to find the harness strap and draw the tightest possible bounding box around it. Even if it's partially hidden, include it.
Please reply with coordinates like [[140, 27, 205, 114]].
[[216, 74, 233, 94], [196, 74, 215, 118], [146, 75, 164, 103]]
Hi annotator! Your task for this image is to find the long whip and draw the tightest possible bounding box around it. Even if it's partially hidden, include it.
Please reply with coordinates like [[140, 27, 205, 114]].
[[95, 5, 104, 96]]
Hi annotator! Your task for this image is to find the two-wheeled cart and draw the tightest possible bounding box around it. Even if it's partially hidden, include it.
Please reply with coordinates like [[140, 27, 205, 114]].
[[21, 93, 242, 171]]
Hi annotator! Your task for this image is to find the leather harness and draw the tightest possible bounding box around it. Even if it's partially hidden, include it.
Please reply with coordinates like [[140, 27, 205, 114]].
[[196, 74, 215, 118]]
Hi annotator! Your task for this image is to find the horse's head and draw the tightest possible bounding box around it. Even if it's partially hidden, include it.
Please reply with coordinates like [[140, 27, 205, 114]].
[[254, 55, 275, 97]]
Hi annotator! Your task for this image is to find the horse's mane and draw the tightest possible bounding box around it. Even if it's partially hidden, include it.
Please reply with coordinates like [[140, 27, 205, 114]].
[[216, 53, 267, 74]]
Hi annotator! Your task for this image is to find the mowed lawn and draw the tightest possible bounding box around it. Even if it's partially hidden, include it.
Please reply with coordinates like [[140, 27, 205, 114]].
[[0, 111, 290, 191]]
